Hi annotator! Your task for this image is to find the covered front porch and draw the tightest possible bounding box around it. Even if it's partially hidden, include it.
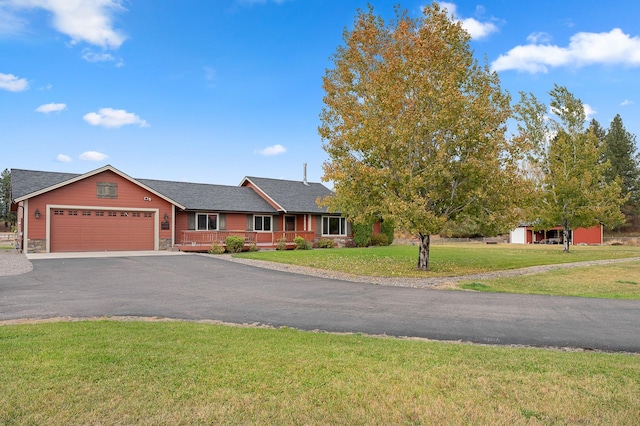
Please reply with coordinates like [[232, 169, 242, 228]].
[[175, 230, 316, 252]]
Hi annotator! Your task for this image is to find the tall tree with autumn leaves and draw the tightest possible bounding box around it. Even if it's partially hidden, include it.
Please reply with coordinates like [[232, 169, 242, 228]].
[[515, 85, 626, 252], [319, 4, 529, 271]]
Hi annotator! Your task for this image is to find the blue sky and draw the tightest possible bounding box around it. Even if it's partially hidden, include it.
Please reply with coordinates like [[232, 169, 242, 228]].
[[2, 0, 639, 186]]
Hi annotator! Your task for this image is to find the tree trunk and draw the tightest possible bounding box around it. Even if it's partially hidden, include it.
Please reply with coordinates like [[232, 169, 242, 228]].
[[417, 233, 431, 271], [562, 226, 570, 253]]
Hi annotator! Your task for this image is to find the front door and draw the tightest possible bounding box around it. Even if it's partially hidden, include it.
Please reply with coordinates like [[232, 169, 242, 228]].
[[284, 215, 296, 232]]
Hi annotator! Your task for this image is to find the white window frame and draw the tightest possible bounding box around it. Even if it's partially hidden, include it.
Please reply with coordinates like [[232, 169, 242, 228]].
[[322, 216, 346, 236], [254, 215, 272, 232], [196, 213, 218, 231]]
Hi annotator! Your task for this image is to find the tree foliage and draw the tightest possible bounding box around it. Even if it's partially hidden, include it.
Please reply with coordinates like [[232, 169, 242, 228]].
[[319, 4, 528, 270], [603, 114, 640, 214], [514, 85, 626, 252], [1, 168, 16, 229]]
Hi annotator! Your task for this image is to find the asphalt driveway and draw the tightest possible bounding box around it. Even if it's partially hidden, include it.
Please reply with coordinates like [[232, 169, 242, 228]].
[[1, 253, 639, 352]]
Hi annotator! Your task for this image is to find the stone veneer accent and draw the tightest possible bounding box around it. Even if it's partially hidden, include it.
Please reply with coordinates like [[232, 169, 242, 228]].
[[159, 238, 172, 250], [27, 239, 46, 254]]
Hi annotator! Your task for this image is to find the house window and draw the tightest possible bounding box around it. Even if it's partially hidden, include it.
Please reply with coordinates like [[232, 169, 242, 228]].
[[132, 212, 141, 218], [197, 213, 218, 230], [108, 211, 117, 217], [82, 211, 91, 216], [54, 210, 64, 215], [322, 216, 346, 236], [254, 215, 271, 232], [97, 182, 117, 198], [68, 210, 78, 216], [144, 212, 152, 218], [95, 211, 104, 217]]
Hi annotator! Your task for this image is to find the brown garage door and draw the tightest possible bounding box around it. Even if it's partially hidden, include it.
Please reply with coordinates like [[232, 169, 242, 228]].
[[50, 209, 154, 252]]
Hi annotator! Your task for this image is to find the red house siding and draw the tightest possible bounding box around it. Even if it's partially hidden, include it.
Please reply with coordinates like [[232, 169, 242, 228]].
[[21, 170, 174, 253], [226, 213, 249, 231]]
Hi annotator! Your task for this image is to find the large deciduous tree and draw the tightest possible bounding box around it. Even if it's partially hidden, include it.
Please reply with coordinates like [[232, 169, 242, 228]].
[[515, 85, 626, 252], [319, 4, 528, 271]]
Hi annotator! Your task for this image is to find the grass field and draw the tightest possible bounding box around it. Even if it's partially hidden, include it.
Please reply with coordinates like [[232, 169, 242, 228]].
[[459, 261, 640, 299], [1, 320, 638, 425], [234, 243, 640, 299], [235, 243, 640, 278]]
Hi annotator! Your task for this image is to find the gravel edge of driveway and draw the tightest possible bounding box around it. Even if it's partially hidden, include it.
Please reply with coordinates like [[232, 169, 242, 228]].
[[2, 250, 639, 288], [0, 250, 33, 276], [209, 253, 640, 288]]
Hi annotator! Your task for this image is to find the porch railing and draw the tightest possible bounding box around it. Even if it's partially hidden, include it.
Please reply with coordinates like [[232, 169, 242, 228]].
[[179, 230, 315, 246]]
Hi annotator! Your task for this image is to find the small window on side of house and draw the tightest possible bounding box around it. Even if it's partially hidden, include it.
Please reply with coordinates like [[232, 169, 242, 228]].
[[97, 182, 117, 199]]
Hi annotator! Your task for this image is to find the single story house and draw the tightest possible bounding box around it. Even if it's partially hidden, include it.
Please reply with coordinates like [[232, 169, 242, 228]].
[[510, 224, 603, 245], [11, 165, 355, 254]]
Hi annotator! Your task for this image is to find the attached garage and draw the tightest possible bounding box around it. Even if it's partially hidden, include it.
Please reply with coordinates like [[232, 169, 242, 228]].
[[49, 208, 155, 252], [11, 166, 184, 254]]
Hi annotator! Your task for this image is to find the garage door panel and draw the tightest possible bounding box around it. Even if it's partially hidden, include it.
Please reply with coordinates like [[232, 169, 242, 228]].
[[50, 210, 154, 252]]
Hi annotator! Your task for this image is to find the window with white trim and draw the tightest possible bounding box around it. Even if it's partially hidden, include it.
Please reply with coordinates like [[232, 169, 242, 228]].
[[254, 215, 272, 232], [197, 213, 218, 230], [322, 216, 346, 236]]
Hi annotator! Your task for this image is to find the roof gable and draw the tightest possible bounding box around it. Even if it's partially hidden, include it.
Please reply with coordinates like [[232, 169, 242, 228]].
[[11, 166, 277, 214], [12, 165, 186, 209], [240, 176, 333, 214], [138, 178, 276, 213]]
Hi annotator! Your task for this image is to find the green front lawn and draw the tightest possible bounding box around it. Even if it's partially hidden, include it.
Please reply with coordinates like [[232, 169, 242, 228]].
[[236, 243, 640, 277], [2, 320, 638, 425], [458, 261, 640, 299]]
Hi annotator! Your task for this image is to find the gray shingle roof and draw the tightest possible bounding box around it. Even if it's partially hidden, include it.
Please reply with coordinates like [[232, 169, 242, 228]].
[[11, 169, 79, 200], [10, 168, 276, 213], [242, 176, 333, 213], [138, 178, 276, 213]]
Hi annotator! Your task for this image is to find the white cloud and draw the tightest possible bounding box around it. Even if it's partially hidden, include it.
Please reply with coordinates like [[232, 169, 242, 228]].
[[4, 0, 126, 49], [79, 151, 108, 161], [583, 104, 597, 121], [621, 100, 634, 106], [0, 6, 27, 34], [255, 144, 287, 156], [35, 102, 66, 113], [83, 107, 149, 128], [82, 48, 110, 61], [438, 2, 498, 40], [492, 28, 640, 73], [0, 72, 29, 91], [527, 32, 552, 44], [56, 154, 72, 162]]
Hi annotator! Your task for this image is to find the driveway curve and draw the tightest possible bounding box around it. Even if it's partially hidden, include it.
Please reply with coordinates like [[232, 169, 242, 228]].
[[1, 253, 639, 353]]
